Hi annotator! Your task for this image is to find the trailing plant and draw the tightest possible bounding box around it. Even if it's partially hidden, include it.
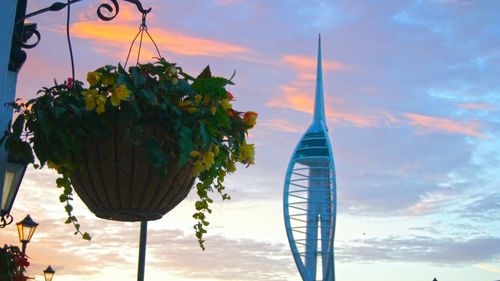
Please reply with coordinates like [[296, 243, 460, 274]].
[[1, 58, 257, 249]]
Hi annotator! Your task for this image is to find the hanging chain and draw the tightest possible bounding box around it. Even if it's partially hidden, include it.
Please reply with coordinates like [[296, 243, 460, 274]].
[[124, 12, 162, 68]]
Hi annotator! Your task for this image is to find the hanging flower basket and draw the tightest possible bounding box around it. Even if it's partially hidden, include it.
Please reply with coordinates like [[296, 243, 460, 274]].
[[1, 58, 257, 248], [70, 122, 195, 222]]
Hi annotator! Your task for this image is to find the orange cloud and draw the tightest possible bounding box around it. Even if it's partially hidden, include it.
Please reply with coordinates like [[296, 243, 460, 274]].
[[404, 113, 485, 138], [266, 85, 376, 128], [69, 21, 248, 59], [266, 85, 314, 113], [266, 53, 371, 127], [267, 56, 374, 128]]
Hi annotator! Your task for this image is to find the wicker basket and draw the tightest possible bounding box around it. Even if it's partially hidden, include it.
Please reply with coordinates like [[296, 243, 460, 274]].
[[70, 123, 195, 221]]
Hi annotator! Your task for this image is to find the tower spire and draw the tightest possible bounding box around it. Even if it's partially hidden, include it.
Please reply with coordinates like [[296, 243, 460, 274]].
[[313, 34, 326, 125]]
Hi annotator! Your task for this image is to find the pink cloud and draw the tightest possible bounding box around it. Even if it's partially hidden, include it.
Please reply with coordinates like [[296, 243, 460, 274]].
[[215, 0, 247, 5], [458, 102, 495, 111], [404, 113, 485, 138], [259, 119, 305, 133], [282, 54, 350, 72], [327, 111, 378, 127]]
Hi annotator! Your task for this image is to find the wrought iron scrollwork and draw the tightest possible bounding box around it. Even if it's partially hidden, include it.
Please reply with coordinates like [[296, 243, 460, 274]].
[[9, 0, 152, 72], [20, 23, 41, 49], [23, 0, 151, 21], [0, 213, 14, 228], [97, 0, 152, 21]]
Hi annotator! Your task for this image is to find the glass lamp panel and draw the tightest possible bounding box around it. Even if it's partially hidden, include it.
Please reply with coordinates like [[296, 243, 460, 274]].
[[17, 222, 24, 241], [2, 160, 27, 214], [44, 271, 54, 281], [44, 265, 55, 281], [25, 224, 37, 242], [1, 170, 15, 211]]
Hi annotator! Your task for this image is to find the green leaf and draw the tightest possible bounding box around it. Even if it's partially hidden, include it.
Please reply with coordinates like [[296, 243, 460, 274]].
[[215, 107, 231, 129], [20, 141, 34, 163], [178, 127, 193, 167], [199, 121, 211, 146], [65, 204, 73, 213], [130, 66, 146, 87], [197, 65, 212, 79], [59, 194, 68, 202], [54, 107, 66, 118], [144, 137, 167, 171], [82, 232, 91, 241], [12, 114, 24, 138]]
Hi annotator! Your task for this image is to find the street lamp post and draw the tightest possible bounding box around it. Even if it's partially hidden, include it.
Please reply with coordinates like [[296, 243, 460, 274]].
[[43, 265, 55, 281], [16, 214, 38, 254], [0, 0, 21, 229]]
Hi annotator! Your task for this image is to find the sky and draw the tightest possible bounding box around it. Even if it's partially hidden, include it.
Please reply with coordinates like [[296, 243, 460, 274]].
[[1, 0, 500, 280]]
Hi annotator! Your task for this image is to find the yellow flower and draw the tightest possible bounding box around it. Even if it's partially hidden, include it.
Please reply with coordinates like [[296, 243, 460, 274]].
[[96, 95, 107, 114], [210, 106, 216, 115], [237, 143, 255, 165], [169, 66, 177, 75], [203, 95, 211, 104], [102, 73, 116, 85], [220, 99, 232, 110], [227, 161, 236, 173], [211, 144, 220, 155], [87, 71, 101, 86], [193, 160, 204, 176], [47, 160, 60, 170], [194, 95, 203, 103], [179, 100, 197, 113], [82, 89, 97, 111], [110, 84, 130, 106], [203, 151, 215, 169], [190, 150, 201, 157]]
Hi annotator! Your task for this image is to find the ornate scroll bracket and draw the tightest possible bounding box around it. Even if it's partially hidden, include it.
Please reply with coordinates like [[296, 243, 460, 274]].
[[9, 0, 152, 72], [24, 0, 151, 22]]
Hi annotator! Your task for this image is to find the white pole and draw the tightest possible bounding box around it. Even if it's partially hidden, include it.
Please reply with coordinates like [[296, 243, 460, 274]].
[[0, 1, 20, 205]]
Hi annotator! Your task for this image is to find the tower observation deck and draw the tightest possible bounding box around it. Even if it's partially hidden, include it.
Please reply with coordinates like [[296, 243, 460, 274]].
[[283, 36, 337, 281]]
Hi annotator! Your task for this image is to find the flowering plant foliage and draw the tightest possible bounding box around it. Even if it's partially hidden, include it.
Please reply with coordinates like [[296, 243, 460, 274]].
[[1, 58, 257, 249], [0, 245, 30, 281]]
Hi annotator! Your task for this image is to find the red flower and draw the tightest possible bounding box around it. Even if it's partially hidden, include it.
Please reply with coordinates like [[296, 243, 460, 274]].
[[66, 77, 74, 89], [226, 91, 234, 101], [14, 274, 28, 281], [243, 111, 258, 128]]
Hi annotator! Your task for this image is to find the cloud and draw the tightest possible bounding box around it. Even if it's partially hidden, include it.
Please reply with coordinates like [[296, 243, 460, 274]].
[[267, 54, 378, 128], [259, 119, 304, 133], [404, 191, 453, 215], [282, 54, 350, 72], [458, 103, 496, 111], [403, 113, 485, 138], [147, 230, 295, 281], [62, 7, 250, 61], [337, 236, 500, 264], [476, 263, 500, 274], [214, 0, 247, 5]]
